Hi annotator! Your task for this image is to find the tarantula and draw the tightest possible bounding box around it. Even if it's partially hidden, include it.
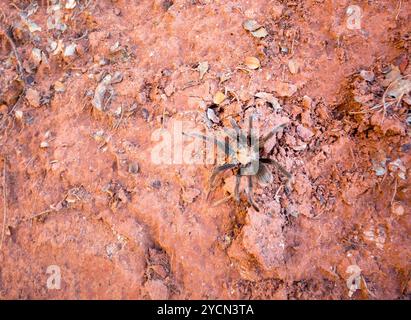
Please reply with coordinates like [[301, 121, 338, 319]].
[[186, 116, 292, 211]]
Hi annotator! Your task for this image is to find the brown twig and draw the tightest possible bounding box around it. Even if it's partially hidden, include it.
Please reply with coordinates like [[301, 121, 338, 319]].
[[1, 158, 7, 251], [391, 177, 398, 205]]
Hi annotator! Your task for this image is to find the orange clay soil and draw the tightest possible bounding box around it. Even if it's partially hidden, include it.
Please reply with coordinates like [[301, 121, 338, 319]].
[[0, 0, 410, 299]]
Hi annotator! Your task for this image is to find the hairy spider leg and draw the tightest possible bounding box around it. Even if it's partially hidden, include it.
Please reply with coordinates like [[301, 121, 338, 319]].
[[183, 132, 227, 154], [234, 171, 241, 202], [245, 175, 259, 212], [260, 158, 292, 180], [260, 123, 287, 145], [207, 163, 238, 199]]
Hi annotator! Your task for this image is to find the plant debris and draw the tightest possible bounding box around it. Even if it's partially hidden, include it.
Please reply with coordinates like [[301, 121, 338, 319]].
[[244, 56, 261, 70], [243, 19, 268, 38], [197, 61, 209, 80]]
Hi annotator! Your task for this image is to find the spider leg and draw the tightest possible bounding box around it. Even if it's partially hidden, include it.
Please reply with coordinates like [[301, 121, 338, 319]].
[[183, 132, 227, 153], [229, 117, 241, 134], [234, 171, 241, 202], [260, 123, 287, 145], [248, 115, 254, 146], [260, 158, 292, 180], [209, 163, 237, 189], [245, 175, 259, 211]]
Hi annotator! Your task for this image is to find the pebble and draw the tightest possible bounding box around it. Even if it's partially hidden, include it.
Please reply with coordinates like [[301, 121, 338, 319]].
[[296, 125, 314, 141], [26, 88, 41, 108], [288, 59, 299, 74], [391, 203, 404, 216], [274, 81, 297, 97], [302, 95, 312, 109], [207, 108, 220, 124], [360, 70, 375, 82]]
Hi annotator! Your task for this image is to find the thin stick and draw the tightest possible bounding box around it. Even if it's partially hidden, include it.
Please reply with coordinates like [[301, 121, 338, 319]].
[[0, 26, 26, 114], [395, 0, 402, 20], [0, 27, 24, 79], [1, 158, 7, 251], [391, 177, 398, 205]]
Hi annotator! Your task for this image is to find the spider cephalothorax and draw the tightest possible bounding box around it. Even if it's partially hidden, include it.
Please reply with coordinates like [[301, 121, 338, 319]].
[[187, 116, 292, 211]]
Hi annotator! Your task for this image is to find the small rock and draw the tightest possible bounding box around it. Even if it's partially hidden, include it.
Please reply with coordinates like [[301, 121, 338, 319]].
[[280, 47, 289, 54], [255, 92, 281, 110], [164, 83, 175, 97], [182, 187, 201, 203], [128, 162, 139, 174], [370, 112, 406, 135], [288, 59, 299, 74], [207, 108, 220, 123], [391, 202, 404, 216], [242, 212, 284, 270], [63, 43, 77, 57], [284, 133, 297, 147], [65, 0, 77, 9], [40, 141, 49, 148], [26, 88, 41, 108], [151, 180, 161, 189], [302, 95, 312, 109], [144, 280, 169, 300], [360, 70, 375, 82], [162, 0, 174, 11], [274, 81, 297, 97], [270, 3, 284, 19], [296, 125, 314, 141], [54, 81, 66, 93], [15, 110, 23, 120], [105, 243, 120, 258], [31, 48, 42, 66], [142, 108, 150, 121]]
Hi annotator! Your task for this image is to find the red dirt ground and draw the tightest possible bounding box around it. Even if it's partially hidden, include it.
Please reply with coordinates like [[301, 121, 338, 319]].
[[0, 0, 410, 299]]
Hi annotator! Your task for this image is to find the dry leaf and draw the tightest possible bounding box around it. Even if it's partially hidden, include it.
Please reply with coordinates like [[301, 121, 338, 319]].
[[255, 92, 281, 110], [251, 27, 268, 38], [386, 77, 411, 100], [54, 81, 66, 93], [382, 65, 401, 87], [213, 91, 226, 105], [243, 19, 261, 32], [288, 59, 299, 74], [92, 75, 112, 111], [110, 41, 121, 54], [219, 72, 232, 84], [244, 56, 260, 70], [197, 61, 209, 80]]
